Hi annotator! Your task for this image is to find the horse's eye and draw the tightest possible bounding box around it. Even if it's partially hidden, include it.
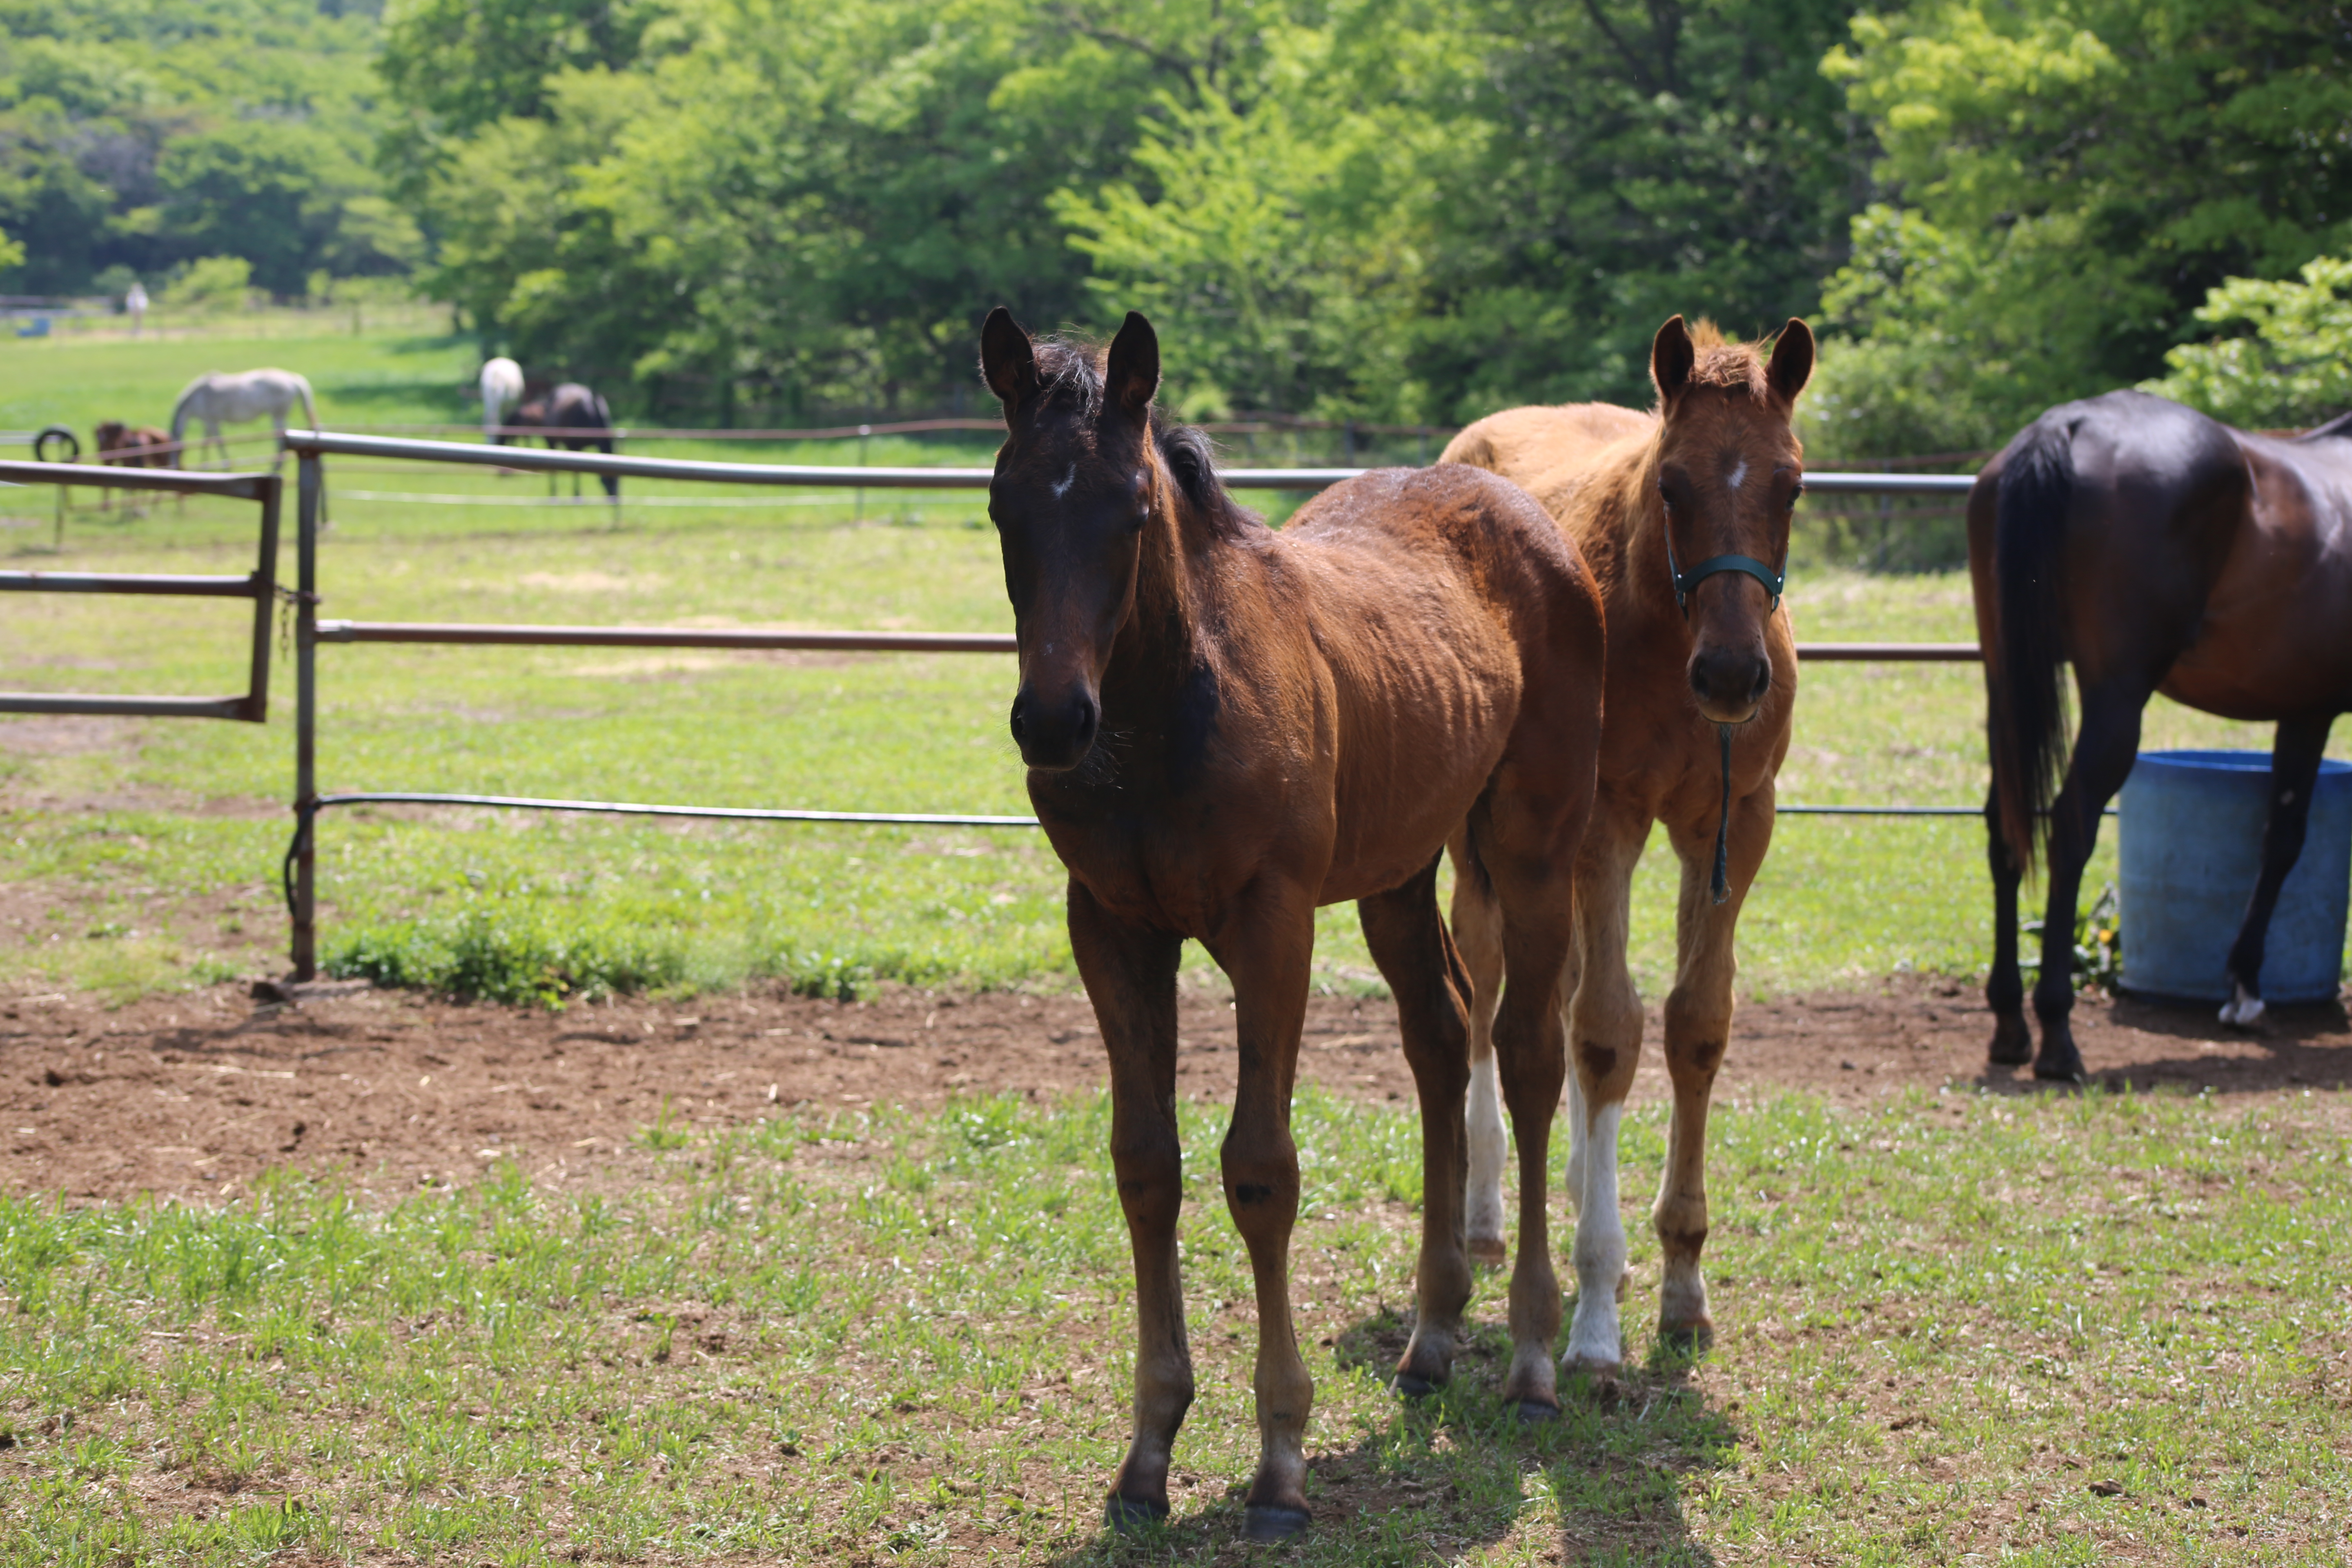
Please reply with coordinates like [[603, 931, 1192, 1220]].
[[1789, 482, 1806, 503]]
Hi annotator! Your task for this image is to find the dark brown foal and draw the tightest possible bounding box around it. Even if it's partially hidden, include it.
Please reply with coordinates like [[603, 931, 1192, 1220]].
[[980, 308, 1605, 1540]]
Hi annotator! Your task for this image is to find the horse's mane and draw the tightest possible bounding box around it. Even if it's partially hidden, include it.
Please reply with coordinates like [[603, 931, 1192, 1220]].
[[2293, 408, 2352, 442], [1029, 339, 1257, 541], [1660, 320, 1774, 408]]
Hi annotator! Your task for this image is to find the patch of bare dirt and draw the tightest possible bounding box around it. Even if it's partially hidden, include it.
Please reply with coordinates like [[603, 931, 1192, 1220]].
[[0, 973, 2346, 1204]]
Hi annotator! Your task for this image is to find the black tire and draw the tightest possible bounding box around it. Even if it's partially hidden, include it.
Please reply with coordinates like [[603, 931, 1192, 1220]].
[[33, 424, 79, 462]]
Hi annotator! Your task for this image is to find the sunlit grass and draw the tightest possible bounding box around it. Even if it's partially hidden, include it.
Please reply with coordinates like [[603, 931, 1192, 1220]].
[[0, 1085, 2342, 1564]]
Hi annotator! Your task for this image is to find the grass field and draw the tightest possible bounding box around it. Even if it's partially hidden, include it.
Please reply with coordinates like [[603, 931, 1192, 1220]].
[[1, 1084, 2344, 1564], [0, 324, 2311, 1005]]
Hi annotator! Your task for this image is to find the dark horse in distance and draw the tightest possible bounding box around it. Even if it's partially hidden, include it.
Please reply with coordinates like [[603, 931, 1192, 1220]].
[[1976, 388, 2352, 1080], [502, 382, 619, 498], [980, 308, 1605, 1539]]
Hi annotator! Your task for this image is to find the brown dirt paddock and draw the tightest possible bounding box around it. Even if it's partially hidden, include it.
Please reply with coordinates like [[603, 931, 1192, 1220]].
[[3, 972, 2348, 1205]]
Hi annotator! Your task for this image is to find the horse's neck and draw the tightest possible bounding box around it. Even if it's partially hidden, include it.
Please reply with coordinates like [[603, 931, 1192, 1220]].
[[1582, 437, 1678, 626], [1102, 485, 1211, 706]]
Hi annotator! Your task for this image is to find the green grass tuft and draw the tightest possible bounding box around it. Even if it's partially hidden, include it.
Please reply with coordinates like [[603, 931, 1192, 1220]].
[[0, 1085, 2343, 1562]]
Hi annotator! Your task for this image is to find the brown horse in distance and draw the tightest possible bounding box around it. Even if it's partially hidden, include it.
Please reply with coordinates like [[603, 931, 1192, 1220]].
[[1976, 390, 2352, 1079], [1443, 316, 1811, 1370], [980, 308, 1605, 1540], [501, 382, 619, 498], [95, 421, 174, 468]]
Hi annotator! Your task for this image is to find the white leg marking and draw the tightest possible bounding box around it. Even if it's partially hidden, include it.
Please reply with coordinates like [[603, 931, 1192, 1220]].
[[1564, 1101, 1625, 1369], [1464, 1050, 1508, 1253], [1564, 1072, 1588, 1214], [2219, 983, 2265, 1027]]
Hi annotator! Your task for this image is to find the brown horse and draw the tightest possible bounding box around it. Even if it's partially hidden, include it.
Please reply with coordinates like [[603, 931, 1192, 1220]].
[[1442, 316, 1811, 1370], [979, 307, 1605, 1539], [1976, 389, 2352, 1080], [95, 421, 174, 468], [503, 382, 619, 498]]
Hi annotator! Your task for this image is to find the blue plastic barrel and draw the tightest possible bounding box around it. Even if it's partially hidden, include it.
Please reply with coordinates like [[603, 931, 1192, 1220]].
[[2117, 749, 2352, 1003]]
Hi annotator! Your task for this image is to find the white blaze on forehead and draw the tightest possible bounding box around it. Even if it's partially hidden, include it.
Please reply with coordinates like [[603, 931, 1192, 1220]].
[[1050, 463, 1078, 498], [1726, 457, 1748, 490]]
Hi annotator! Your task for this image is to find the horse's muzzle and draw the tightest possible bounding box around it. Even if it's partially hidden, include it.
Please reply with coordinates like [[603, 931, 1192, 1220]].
[[1011, 683, 1100, 771], [1688, 646, 1771, 724]]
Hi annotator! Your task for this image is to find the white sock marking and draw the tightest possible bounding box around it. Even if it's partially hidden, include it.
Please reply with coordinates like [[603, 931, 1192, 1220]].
[[1464, 1052, 1507, 1247], [1565, 1101, 1625, 1368]]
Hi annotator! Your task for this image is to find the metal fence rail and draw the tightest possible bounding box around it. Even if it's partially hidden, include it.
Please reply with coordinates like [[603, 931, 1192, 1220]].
[[0, 460, 280, 721], [278, 436, 1991, 978]]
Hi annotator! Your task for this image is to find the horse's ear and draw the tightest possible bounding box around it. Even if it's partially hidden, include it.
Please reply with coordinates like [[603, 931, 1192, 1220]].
[[1767, 318, 1815, 406], [1651, 315, 1695, 404], [1104, 311, 1160, 421], [980, 307, 1040, 410]]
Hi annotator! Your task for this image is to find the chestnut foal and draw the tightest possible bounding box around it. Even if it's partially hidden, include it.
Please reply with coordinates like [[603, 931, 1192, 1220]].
[[980, 308, 1604, 1539], [1443, 317, 1811, 1371]]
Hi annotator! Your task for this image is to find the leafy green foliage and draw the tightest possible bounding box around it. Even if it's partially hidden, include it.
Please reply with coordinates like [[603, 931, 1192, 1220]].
[[2145, 256, 2352, 429], [0, 0, 421, 294], [388, 0, 1873, 419], [1813, 0, 2352, 456]]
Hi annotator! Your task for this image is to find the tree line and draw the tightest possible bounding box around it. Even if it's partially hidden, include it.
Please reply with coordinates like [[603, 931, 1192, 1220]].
[[5, 0, 2350, 453]]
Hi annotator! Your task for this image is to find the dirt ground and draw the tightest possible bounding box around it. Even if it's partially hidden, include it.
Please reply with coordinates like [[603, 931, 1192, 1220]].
[[3, 971, 2348, 1205]]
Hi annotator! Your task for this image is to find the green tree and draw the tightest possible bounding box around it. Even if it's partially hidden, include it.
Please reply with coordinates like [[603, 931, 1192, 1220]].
[[2145, 257, 2352, 430], [1815, 0, 2352, 455], [0, 0, 410, 294]]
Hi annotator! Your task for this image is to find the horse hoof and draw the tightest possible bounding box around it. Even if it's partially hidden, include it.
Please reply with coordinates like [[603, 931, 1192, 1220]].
[[1658, 1319, 1715, 1356], [1391, 1370, 1442, 1400], [1468, 1236, 1508, 1267], [1243, 1505, 1311, 1542], [2032, 1056, 2086, 1085], [1515, 1398, 1560, 1425], [1987, 1020, 2032, 1067], [1104, 1495, 1168, 1534]]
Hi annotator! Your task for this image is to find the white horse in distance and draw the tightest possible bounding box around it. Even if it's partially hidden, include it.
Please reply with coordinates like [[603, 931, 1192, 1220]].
[[480, 356, 525, 437], [169, 369, 319, 468]]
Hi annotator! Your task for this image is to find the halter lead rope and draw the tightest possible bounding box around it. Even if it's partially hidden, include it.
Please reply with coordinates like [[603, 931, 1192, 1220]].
[[1711, 723, 1734, 905], [1663, 507, 1787, 906]]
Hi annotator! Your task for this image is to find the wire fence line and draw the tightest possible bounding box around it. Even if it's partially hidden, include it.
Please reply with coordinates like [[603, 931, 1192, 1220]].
[[0, 432, 1989, 976]]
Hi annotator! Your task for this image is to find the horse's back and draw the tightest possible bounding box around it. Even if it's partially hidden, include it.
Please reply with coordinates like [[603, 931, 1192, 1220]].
[[1443, 403, 1653, 543], [1282, 463, 1595, 633], [1276, 466, 1605, 896]]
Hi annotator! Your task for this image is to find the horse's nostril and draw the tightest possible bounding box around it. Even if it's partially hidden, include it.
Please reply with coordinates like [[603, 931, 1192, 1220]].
[[1748, 661, 1772, 703], [1009, 697, 1029, 744]]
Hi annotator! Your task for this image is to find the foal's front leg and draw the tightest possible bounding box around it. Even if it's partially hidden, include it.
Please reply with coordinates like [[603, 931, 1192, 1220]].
[[1066, 882, 1191, 1530], [1205, 880, 1320, 1541], [1654, 790, 1772, 1351]]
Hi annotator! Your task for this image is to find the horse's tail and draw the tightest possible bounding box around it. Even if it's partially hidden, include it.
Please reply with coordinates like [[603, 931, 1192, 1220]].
[[1989, 415, 2076, 871]]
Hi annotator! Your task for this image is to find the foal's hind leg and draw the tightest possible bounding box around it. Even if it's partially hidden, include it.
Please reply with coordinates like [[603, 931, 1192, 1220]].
[[1204, 878, 1321, 1541], [1445, 832, 1510, 1265], [1066, 882, 1191, 1531], [1359, 856, 1475, 1397], [2222, 716, 2334, 1026], [1476, 804, 1584, 1417]]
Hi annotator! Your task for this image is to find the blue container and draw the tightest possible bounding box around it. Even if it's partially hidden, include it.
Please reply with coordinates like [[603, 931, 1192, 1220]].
[[2117, 749, 2352, 1003]]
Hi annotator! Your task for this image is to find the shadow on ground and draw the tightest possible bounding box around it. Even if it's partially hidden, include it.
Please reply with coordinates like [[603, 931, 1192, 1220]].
[[1049, 1302, 1733, 1566], [1969, 992, 2352, 1096]]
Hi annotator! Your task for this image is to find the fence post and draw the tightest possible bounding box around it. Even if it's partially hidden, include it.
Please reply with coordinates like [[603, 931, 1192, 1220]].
[[292, 451, 321, 980]]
